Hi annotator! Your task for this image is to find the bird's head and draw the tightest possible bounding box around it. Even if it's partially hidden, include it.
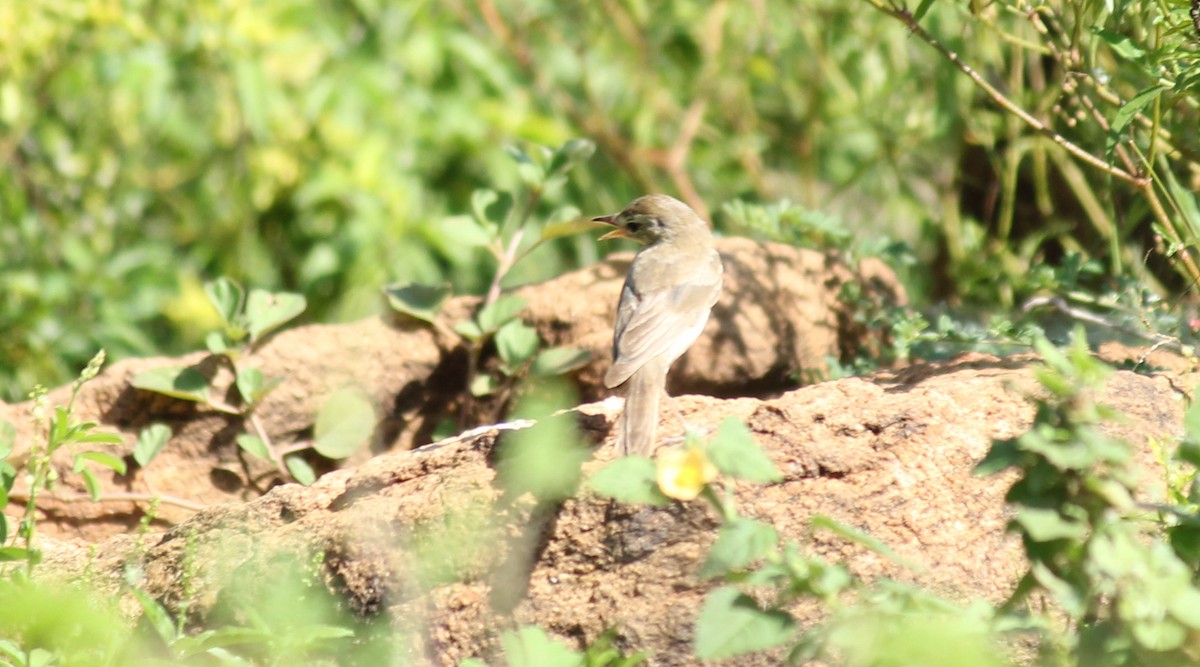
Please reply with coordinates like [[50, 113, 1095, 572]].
[[593, 194, 708, 245]]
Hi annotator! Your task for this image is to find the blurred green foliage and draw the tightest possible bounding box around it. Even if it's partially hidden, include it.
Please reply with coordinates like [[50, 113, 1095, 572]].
[[3, 0, 1199, 402]]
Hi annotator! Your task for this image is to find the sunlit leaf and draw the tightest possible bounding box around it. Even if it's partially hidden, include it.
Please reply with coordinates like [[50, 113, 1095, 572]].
[[476, 295, 527, 334], [204, 277, 244, 328], [539, 218, 606, 243], [245, 289, 306, 343], [236, 433, 271, 460], [384, 282, 451, 324], [132, 367, 210, 404], [495, 320, 540, 371], [548, 138, 595, 174], [77, 450, 127, 475], [587, 456, 670, 505], [706, 419, 781, 483], [694, 586, 796, 659], [1111, 85, 1165, 134], [501, 626, 582, 667], [699, 518, 779, 579], [530, 347, 590, 376], [134, 423, 172, 468], [313, 390, 376, 459], [285, 455, 317, 485]]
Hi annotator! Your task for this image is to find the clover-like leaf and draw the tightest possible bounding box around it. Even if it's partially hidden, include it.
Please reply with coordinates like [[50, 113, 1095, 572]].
[[134, 423, 172, 468], [246, 289, 306, 343], [699, 518, 780, 579], [495, 320, 540, 372], [548, 138, 596, 175], [204, 277, 244, 328], [384, 282, 451, 325], [706, 418, 782, 483], [476, 295, 527, 334], [285, 455, 316, 485], [313, 390, 376, 459], [132, 367, 210, 404], [500, 626, 583, 667], [694, 586, 796, 659], [530, 347, 590, 377], [587, 456, 670, 505], [236, 433, 271, 460]]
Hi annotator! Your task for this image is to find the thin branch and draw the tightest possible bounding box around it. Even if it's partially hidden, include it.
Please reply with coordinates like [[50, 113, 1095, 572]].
[[864, 1, 1145, 187], [9, 491, 208, 513]]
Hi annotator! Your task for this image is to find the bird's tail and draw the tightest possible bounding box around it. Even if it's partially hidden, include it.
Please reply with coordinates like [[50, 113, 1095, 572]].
[[618, 368, 663, 456]]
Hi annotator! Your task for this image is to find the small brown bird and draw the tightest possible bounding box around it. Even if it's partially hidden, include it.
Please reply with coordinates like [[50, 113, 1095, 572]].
[[593, 194, 723, 456]]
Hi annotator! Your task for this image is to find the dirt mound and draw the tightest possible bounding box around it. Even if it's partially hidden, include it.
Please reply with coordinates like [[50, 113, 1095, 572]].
[[9, 240, 1191, 664], [31, 355, 1188, 665], [1, 238, 901, 540]]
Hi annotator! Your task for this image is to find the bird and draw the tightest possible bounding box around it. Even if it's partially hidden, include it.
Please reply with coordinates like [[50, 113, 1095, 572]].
[[593, 194, 724, 456]]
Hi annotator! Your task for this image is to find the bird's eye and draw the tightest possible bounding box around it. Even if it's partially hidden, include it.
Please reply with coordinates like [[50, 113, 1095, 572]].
[[625, 221, 641, 233]]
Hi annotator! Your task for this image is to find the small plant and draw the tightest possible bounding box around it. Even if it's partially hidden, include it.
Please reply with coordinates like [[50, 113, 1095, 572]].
[[978, 328, 1200, 664], [0, 350, 125, 575], [386, 139, 596, 430], [129, 279, 370, 485]]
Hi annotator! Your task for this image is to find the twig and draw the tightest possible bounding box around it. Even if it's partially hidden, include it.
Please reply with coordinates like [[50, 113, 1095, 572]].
[[9, 491, 208, 513], [863, 1, 1145, 187], [1022, 295, 1184, 354]]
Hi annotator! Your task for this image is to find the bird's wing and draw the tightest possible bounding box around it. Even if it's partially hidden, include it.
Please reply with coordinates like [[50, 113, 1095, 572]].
[[605, 259, 722, 388]]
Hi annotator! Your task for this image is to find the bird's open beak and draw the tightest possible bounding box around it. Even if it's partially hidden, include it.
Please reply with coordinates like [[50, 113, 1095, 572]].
[[593, 214, 628, 241]]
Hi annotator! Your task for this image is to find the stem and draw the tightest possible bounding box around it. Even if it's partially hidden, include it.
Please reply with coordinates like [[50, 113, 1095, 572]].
[[8, 491, 207, 513], [862, 0, 1144, 187]]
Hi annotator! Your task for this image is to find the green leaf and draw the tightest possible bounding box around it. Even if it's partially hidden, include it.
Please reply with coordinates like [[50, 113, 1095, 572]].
[[234, 367, 270, 407], [540, 218, 605, 243], [1163, 163, 1200, 237], [469, 189, 515, 233], [694, 586, 796, 659], [476, 295, 527, 334], [204, 277, 244, 327], [501, 626, 583, 667], [233, 59, 269, 140], [78, 450, 128, 475], [313, 390, 376, 459], [1015, 507, 1088, 542], [974, 437, 1021, 475], [586, 456, 670, 505], [79, 467, 102, 501], [132, 366, 210, 404], [51, 406, 70, 446], [810, 515, 920, 572], [455, 319, 484, 342], [0, 546, 33, 562], [0, 420, 15, 458], [1112, 85, 1165, 134], [1092, 28, 1145, 60], [699, 518, 780, 579], [236, 433, 271, 460], [548, 138, 596, 175], [74, 431, 124, 445], [134, 423, 172, 468], [245, 289, 306, 342], [496, 320, 541, 371], [442, 214, 495, 248], [384, 282, 451, 324], [470, 373, 499, 397], [912, 0, 936, 22], [531, 347, 590, 376], [706, 419, 781, 483], [129, 585, 178, 644], [516, 161, 544, 188], [205, 331, 232, 355], [285, 455, 316, 485]]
